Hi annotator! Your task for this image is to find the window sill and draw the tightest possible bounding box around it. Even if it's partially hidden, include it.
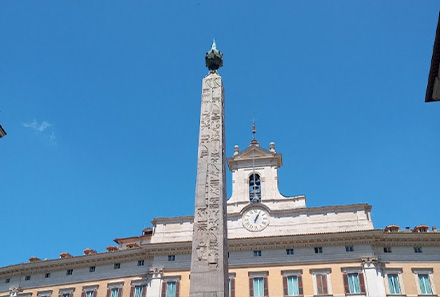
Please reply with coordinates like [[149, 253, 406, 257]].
[[313, 295, 333, 297], [386, 295, 407, 297], [418, 295, 438, 297]]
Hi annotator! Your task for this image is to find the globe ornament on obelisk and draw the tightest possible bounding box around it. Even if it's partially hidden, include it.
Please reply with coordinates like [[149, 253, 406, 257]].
[[189, 40, 228, 297]]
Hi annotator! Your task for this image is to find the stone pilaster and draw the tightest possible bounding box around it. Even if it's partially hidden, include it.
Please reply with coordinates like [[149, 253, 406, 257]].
[[189, 72, 228, 297], [147, 267, 163, 297], [361, 257, 386, 297]]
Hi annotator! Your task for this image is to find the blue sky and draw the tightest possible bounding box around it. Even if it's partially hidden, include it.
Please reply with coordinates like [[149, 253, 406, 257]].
[[0, 1, 439, 267]]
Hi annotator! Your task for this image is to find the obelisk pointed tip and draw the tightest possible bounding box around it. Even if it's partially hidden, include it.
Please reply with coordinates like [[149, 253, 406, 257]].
[[211, 39, 217, 50]]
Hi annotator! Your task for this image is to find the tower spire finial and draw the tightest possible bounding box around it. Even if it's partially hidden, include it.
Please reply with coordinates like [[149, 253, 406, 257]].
[[250, 119, 259, 146], [211, 39, 216, 50]]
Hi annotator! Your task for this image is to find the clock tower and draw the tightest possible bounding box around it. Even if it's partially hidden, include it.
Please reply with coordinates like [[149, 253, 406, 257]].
[[226, 136, 307, 215]]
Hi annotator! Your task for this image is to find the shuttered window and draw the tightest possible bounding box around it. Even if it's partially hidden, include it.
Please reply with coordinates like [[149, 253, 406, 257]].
[[418, 274, 432, 295], [316, 274, 328, 295], [161, 281, 180, 297], [282, 275, 303, 296], [343, 272, 365, 294], [130, 286, 146, 297], [106, 288, 122, 297], [387, 274, 401, 295], [229, 278, 235, 297], [249, 277, 268, 297]]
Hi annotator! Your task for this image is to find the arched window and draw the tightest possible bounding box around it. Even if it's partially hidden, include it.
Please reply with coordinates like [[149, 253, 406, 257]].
[[249, 173, 261, 203]]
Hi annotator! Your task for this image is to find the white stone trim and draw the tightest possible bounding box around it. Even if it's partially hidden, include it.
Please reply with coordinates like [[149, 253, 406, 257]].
[[107, 282, 124, 289], [341, 266, 363, 273], [248, 271, 268, 278], [281, 269, 302, 276], [412, 268, 436, 295], [36, 291, 52, 297], [58, 288, 75, 295], [130, 279, 149, 286], [162, 275, 181, 282], [310, 268, 332, 295], [382, 269, 405, 296], [82, 285, 98, 292]]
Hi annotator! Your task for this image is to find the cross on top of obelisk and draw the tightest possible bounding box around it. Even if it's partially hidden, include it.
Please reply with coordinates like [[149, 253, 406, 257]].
[[205, 39, 223, 72]]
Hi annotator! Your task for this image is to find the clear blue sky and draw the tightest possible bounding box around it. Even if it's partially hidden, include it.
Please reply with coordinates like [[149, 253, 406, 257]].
[[1, 1, 439, 268]]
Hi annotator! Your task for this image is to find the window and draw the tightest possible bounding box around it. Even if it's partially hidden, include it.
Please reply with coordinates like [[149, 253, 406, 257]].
[[315, 274, 328, 294], [59, 288, 74, 297], [58, 288, 74, 297], [414, 247, 423, 253], [166, 282, 176, 297], [343, 272, 366, 294], [110, 288, 120, 297], [250, 278, 268, 297], [286, 249, 294, 255], [249, 272, 268, 297], [37, 290, 53, 297], [254, 250, 262, 257], [66, 269, 73, 275], [384, 247, 392, 253], [161, 280, 180, 297], [25, 275, 31, 281], [45, 273, 51, 278], [249, 173, 261, 203], [418, 274, 433, 295], [5, 279, 10, 283], [89, 266, 95, 272], [229, 277, 235, 297], [114, 263, 120, 269], [283, 275, 303, 296], [85, 291, 95, 297], [387, 274, 401, 295], [345, 246, 354, 252], [138, 260, 144, 266], [131, 285, 145, 297], [168, 255, 175, 261], [311, 269, 332, 296], [314, 247, 323, 254]]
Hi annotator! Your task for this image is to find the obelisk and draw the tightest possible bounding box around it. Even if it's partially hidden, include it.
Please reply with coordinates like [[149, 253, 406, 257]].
[[189, 41, 228, 297]]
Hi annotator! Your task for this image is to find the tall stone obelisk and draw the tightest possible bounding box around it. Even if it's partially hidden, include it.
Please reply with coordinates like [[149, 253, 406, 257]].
[[189, 41, 228, 297]]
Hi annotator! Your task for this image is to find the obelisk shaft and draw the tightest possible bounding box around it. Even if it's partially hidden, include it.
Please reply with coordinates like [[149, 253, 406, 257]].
[[189, 72, 228, 297]]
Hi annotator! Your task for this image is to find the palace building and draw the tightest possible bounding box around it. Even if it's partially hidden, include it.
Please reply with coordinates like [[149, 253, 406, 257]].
[[0, 137, 439, 297]]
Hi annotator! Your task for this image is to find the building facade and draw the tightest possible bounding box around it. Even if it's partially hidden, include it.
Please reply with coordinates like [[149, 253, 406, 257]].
[[1, 138, 439, 297]]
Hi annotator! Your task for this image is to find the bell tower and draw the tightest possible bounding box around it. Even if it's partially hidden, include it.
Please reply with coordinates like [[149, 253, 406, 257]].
[[227, 129, 306, 213]]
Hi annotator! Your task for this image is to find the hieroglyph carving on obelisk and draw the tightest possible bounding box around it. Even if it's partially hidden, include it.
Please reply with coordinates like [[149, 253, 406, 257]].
[[189, 41, 228, 297]]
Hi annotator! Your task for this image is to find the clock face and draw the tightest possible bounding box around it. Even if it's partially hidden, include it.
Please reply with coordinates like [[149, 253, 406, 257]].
[[242, 208, 270, 232]]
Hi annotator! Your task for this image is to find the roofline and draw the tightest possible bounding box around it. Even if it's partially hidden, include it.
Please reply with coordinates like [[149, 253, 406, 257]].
[[3, 228, 440, 276], [151, 203, 372, 225]]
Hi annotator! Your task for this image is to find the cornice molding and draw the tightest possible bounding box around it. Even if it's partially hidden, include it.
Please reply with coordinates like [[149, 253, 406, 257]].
[[2, 230, 440, 277]]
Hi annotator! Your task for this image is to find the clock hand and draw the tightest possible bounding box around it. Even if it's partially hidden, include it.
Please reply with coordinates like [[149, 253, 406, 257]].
[[254, 211, 261, 223]]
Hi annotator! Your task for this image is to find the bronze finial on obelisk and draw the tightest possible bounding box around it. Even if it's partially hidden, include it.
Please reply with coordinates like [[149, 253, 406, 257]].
[[189, 40, 228, 297]]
